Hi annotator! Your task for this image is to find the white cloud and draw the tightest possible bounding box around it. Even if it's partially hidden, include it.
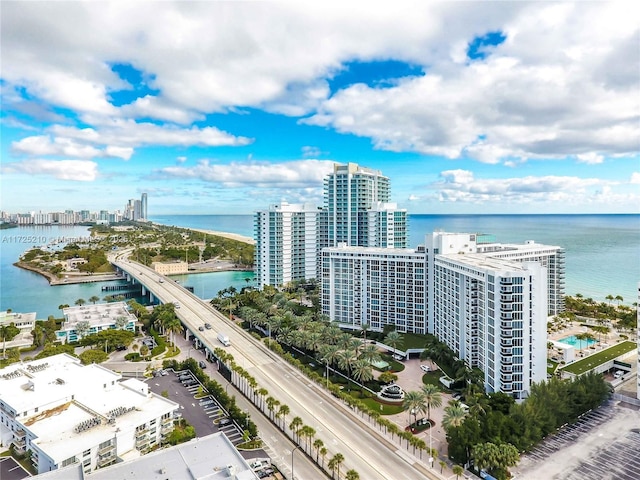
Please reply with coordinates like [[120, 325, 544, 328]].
[[176, 156, 187, 164], [119, 96, 204, 125], [49, 121, 252, 149], [11, 135, 134, 160], [630, 172, 640, 184], [1, 159, 99, 181], [157, 159, 335, 188], [576, 153, 604, 165], [301, 146, 324, 158], [422, 170, 608, 206]]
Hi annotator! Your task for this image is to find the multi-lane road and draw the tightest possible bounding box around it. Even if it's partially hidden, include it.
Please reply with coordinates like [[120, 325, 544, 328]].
[[111, 253, 435, 480]]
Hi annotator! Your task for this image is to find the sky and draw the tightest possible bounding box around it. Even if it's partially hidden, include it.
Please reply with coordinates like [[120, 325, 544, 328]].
[[1, 2, 639, 215]]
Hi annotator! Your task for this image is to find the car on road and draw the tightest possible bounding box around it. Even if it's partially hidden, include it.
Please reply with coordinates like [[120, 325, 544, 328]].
[[199, 326, 205, 331], [204, 323, 212, 329], [199, 361, 207, 369], [420, 365, 431, 372]]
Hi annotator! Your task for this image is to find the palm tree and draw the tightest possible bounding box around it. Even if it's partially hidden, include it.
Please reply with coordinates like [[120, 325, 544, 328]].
[[359, 343, 381, 364], [351, 359, 374, 384], [337, 348, 358, 378], [89, 295, 100, 304], [383, 330, 403, 353], [58, 303, 69, 311], [359, 322, 370, 342], [453, 465, 464, 479], [345, 470, 360, 480], [164, 317, 182, 347], [289, 416, 303, 442], [75, 298, 86, 306], [257, 388, 268, 410], [328, 453, 345, 479], [300, 425, 316, 453], [421, 384, 443, 422], [615, 295, 623, 306], [403, 390, 426, 429], [313, 438, 324, 462], [442, 404, 467, 431], [606, 294, 614, 306], [439, 460, 446, 474], [319, 447, 328, 468], [277, 404, 290, 430]]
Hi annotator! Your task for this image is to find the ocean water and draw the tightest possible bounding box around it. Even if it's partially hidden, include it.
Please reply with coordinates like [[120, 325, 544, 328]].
[[150, 213, 640, 304], [2, 214, 638, 318]]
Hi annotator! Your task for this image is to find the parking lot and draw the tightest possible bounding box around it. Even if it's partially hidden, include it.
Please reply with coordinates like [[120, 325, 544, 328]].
[[146, 369, 246, 446], [515, 400, 640, 480], [0, 457, 30, 480]]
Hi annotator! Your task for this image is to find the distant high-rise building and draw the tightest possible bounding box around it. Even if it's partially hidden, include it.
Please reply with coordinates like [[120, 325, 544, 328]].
[[141, 193, 148, 220]]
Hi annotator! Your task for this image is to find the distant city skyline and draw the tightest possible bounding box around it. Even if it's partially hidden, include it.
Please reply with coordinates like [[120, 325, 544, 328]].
[[1, 3, 638, 215]]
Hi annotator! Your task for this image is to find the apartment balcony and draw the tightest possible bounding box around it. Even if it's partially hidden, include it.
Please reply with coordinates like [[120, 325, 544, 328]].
[[500, 313, 513, 320], [501, 374, 513, 383], [502, 383, 514, 392], [502, 365, 513, 372], [97, 455, 115, 467], [15, 428, 26, 439], [502, 330, 513, 338], [501, 304, 513, 312], [500, 295, 513, 302], [500, 321, 513, 330], [500, 339, 513, 348], [500, 286, 513, 294], [500, 347, 512, 356], [98, 444, 115, 455]]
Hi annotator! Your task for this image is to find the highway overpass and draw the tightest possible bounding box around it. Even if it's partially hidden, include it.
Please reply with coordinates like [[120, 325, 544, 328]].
[[110, 252, 437, 480]]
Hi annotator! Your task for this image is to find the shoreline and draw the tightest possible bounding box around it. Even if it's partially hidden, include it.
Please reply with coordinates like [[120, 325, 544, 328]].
[[14, 260, 252, 286], [185, 227, 255, 245]]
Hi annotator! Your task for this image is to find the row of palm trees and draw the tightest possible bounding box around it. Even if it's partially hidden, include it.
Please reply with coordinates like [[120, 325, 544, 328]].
[[214, 348, 362, 480]]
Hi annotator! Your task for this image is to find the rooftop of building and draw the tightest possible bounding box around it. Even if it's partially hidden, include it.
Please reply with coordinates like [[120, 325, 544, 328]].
[[324, 244, 422, 256], [33, 433, 259, 480], [0, 310, 37, 325], [61, 302, 135, 329], [1, 355, 178, 465], [439, 252, 533, 272]]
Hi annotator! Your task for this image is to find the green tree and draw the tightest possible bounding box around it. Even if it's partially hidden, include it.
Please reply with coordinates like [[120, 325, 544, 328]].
[[345, 469, 360, 480], [75, 298, 86, 306], [79, 349, 109, 365], [328, 453, 345, 479], [453, 465, 464, 479], [351, 358, 374, 384], [313, 438, 324, 462], [277, 404, 290, 430], [289, 416, 303, 442], [403, 390, 426, 429], [421, 384, 443, 422], [75, 320, 91, 340], [89, 295, 100, 304], [442, 404, 467, 431], [383, 330, 404, 353]]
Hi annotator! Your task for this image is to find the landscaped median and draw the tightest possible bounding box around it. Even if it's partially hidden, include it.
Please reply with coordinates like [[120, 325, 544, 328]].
[[560, 341, 636, 377]]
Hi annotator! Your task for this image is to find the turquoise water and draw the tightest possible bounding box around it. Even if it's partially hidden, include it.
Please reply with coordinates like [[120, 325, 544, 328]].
[[0, 225, 254, 318], [558, 335, 598, 348]]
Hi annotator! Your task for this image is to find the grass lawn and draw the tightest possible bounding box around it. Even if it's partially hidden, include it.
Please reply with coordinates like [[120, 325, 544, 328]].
[[422, 371, 448, 389], [547, 359, 559, 375], [561, 341, 636, 375], [359, 397, 405, 415], [401, 332, 429, 349]]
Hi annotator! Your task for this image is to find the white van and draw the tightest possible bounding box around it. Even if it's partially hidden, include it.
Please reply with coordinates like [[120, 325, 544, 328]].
[[217, 333, 231, 347]]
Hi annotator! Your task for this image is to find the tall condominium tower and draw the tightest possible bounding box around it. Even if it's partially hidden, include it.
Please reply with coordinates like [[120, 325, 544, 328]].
[[254, 202, 320, 288], [141, 193, 148, 220], [324, 163, 408, 248]]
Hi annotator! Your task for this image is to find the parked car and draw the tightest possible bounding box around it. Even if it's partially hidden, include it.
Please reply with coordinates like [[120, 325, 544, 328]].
[[218, 417, 231, 426], [420, 365, 431, 372], [199, 361, 207, 369], [452, 393, 463, 401]]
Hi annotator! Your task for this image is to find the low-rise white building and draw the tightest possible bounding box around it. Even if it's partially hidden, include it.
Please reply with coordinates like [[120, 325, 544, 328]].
[[56, 302, 136, 343], [32, 432, 261, 480], [1, 310, 37, 332], [0, 354, 178, 475]]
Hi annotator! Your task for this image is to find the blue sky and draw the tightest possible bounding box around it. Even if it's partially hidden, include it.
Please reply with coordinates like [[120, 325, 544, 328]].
[[1, 2, 639, 215]]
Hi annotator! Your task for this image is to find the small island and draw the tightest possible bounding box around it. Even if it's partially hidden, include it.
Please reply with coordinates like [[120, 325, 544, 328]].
[[14, 222, 255, 285]]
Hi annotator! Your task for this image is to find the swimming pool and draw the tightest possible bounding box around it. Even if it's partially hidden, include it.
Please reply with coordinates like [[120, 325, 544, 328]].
[[558, 335, 597, 348]]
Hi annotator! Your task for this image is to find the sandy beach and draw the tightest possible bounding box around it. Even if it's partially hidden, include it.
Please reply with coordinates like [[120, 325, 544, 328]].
[[190, 228, 255, 245]]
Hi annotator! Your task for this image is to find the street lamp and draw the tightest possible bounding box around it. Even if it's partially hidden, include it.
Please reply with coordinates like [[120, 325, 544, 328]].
[[291, 445, 302, 480], [428, 425, 433, 469]]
